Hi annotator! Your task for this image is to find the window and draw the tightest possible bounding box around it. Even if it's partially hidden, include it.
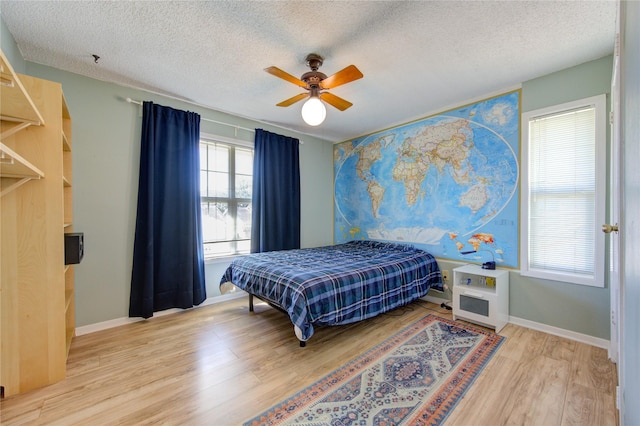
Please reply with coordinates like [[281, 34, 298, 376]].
[[520, 94, 606, 287], [200, 136, 253, 257]]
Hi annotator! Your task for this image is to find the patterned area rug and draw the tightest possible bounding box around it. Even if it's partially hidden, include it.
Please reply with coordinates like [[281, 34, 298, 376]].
[[245, 314, 505, 426]]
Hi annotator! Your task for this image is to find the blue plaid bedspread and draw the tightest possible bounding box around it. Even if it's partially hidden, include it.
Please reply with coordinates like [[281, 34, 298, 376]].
[[220, 240, 443, 341]]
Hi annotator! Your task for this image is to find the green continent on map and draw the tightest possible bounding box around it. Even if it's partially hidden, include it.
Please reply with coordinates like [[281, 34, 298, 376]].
[[356, 138, 382, 180], [392, 118, 473, 206], [348, 227, 361, 238], [353, 118, 483, 215], [367, 180, 385, 218], [334, 91, 520, 268], [356, 138, 386, 218]]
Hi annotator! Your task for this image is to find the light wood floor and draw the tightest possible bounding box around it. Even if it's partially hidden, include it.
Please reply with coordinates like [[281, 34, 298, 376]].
[[1, 296, 618, 425]]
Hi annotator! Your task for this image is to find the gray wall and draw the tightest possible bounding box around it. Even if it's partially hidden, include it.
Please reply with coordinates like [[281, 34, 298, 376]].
[[1, 15, 612, 340], [0, 16, 24, 72], [361, 56, 613, 341], [510, 55, 613, 340], [4, 48, 334, 326]]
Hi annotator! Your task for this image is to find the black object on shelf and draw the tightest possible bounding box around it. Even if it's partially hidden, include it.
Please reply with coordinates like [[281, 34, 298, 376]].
[[64, 232, 84, 265]]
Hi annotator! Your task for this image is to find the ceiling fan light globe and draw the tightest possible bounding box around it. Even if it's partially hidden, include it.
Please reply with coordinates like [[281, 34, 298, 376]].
[[301, 97, 326, 126]]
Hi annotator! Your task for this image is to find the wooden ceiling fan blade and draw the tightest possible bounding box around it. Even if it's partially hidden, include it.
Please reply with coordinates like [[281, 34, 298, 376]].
[[319, 92, 353, 111], [319, 65, 363, 89], [264, 66, 308, 88], [276, 93, 308, 107]]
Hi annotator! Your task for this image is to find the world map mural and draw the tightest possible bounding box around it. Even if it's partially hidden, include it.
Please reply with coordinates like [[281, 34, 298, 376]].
[[334, 90, 520, 268]]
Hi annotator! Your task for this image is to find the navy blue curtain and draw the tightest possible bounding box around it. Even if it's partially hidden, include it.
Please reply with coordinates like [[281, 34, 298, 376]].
[[129, 102, 206, 318], [251, 129, 301, 253]]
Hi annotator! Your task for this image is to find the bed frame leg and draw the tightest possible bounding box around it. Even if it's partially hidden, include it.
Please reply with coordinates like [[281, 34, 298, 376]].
[[299, 340, 306, 348], [249, 294, 254, 312]]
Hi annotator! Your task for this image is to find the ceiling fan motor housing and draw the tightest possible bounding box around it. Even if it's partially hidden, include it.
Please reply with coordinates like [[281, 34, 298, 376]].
[[305, 53, 323, 71], [301, 72, 327, 88], [303, 54, 326, 88]]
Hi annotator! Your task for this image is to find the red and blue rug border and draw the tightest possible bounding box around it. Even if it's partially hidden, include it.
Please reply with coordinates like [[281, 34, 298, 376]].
[[245, 314, 505, 425]]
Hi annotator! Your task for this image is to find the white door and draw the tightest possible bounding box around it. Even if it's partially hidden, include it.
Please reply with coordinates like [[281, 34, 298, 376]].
[[607, 4, 622, 367]]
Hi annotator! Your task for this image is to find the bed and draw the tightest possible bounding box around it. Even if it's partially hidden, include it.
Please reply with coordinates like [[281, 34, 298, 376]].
[[219, 240, 443, 346]]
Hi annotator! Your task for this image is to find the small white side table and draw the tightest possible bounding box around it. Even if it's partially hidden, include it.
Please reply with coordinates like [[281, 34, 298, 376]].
[[452, 264, 509, 332]]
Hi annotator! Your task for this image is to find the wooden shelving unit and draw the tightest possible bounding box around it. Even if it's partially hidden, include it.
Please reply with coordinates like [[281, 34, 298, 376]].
[[0, 52, 43, 126], [1, 49, 75, 397], [62, 93, 75, 356], [0, 51, 45, 198]]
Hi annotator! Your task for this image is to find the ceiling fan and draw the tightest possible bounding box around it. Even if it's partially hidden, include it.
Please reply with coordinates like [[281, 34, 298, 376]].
[[265, 53, 363, 125]]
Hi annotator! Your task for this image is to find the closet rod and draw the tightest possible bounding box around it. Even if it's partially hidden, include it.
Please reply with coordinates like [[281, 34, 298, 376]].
[[126, 97, 255, 134]]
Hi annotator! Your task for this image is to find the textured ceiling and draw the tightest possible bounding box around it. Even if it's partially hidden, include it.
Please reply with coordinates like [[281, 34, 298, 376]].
[[0, 1, 616, 142]]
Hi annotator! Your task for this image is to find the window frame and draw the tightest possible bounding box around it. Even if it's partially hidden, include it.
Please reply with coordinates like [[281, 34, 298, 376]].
[[199, 133, 254, 259], [520, 94, 607, 287]]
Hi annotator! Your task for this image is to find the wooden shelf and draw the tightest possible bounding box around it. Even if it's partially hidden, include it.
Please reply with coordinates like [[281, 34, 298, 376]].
[[61, 93, 71, 150], [0, 50, 44, 126], [0, 141, 44, 179], [1, 120, 33, 140], [62, 92, 75, 362], [62, 132, 71, 151], [0, 50, 45, 199], [64, 268, 75, 357], [1, 50, 74, 397], [1, 142, 45, 197], [65, 329, 74, 357], [65, 289, 73, 311]]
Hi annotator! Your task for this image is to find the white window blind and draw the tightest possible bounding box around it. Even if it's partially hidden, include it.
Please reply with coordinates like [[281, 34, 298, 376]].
[[521, 95, 605, 287]]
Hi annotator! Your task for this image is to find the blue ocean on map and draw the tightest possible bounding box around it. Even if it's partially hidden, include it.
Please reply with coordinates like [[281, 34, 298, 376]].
[[333, 91, 520, 267]]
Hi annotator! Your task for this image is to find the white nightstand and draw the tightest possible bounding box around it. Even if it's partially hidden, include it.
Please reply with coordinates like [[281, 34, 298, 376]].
[[452, 264, 509, 332]]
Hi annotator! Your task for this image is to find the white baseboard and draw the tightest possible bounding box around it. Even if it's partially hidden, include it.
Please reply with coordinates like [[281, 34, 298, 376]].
[[421, 294, 451, 307], [508, 315, 609, 349], [421, 295, 609, 349], [77, 293, 452, 336], [75, 293, 609, 350], [75, 292, 247, 336]]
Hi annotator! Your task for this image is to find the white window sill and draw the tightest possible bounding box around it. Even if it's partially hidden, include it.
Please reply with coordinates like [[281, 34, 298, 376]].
[[204, 254, 245, 265]]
